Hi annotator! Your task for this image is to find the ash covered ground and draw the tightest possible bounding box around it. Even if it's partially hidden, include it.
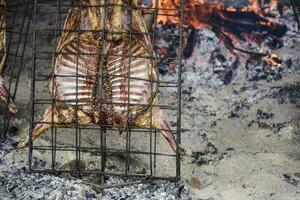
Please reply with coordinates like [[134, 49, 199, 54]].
[[0, 1, 300, 200]]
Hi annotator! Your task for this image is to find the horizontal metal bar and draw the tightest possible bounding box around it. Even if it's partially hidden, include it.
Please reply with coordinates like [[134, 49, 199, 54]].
[[34, 28, 182, 38], [77, 126, 159, 133], [30, 122, 178, 135], [33, 78, 177, 88], [33, 75, 178, 86], [6, 30, 27, 36], [79, 126, 178, 133], [34, 51, 181, 60], [36, 9, 180, 17], [35, 50, 181, 57], [35, 2, 182, 12], [43, 9, 180, 18], [34, 53, 181, 62], [6, 9, 17, 13], [6, 8, 28, 13], [32, 99, 178, 110], [29, 168, 178, 182], [33, 74, 179, 86], [33, 73, 178, 86], [31, 146, 176, 157], [82, 179, 154, 190], [6, 53, 24, 58]]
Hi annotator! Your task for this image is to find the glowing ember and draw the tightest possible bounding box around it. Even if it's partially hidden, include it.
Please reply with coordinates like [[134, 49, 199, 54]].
[[262, 54, 283, 67], [250, 0, 279, 13]]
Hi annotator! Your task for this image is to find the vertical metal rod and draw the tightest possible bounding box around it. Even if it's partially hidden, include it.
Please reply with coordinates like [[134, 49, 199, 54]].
[[100, 127, 106, 182], [0, 5, 5, 33], [3, 2, 17, 74], [29, 0, 37, 172], [54, 0, 62, 172], [151, 0, 159, 177], [75, 0, 82, 173], [99, 0, 107, 184], [78, 126, 82, 171], [176, 0, 184, 180], [11, 3, 32, 99], [154, 128, 157, 175], [51, 0, 60, 171], [1, 0, 18, 139], [4, 0, 31, 135], [4, 0, 33, 134], [125, 0, 134, 175]]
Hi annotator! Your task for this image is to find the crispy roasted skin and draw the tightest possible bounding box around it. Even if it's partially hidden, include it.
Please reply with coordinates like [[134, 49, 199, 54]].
[[19, 0, 185, 154]]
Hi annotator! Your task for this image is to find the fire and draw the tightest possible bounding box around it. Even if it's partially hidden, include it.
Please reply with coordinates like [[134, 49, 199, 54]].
[[150, 0, 288, 72], [251, 0, 261, 13], [269, 0, 279, 10], [250, 0, 278, 12], [151, 0, 287, 58], [151, 0, 282, 27]]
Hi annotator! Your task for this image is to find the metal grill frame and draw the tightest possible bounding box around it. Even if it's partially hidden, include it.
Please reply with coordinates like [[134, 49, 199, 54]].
[[0, 0, 32, 141], [30, 0, 184, 187]]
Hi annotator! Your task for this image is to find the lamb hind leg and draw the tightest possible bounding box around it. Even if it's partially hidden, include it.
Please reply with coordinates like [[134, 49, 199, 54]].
[[152, 107, 186, 155], [18, 106, 59, 148], [0, 76, 17, 113], [17, 106, 94, 148]]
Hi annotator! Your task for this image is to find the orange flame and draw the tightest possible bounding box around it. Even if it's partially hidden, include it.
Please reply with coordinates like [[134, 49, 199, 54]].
[[250, 0, 261, 13], [151, 0, 285, 65], [151, 0, 281, 27]]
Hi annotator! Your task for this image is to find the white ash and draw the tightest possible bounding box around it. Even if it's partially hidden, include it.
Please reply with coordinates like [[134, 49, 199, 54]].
[[0, 139, 191, 200]]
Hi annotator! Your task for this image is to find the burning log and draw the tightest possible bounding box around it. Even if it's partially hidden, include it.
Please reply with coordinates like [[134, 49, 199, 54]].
[[183, 28, 197, 58]]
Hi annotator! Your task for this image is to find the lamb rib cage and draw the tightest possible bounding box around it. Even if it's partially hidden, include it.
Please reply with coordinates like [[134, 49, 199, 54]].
[[0, 0, 32, 141], [29, 0, 184, 186]]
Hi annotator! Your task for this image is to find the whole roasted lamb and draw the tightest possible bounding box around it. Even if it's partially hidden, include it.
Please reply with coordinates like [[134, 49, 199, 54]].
[[18, 0, 185, 154]]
